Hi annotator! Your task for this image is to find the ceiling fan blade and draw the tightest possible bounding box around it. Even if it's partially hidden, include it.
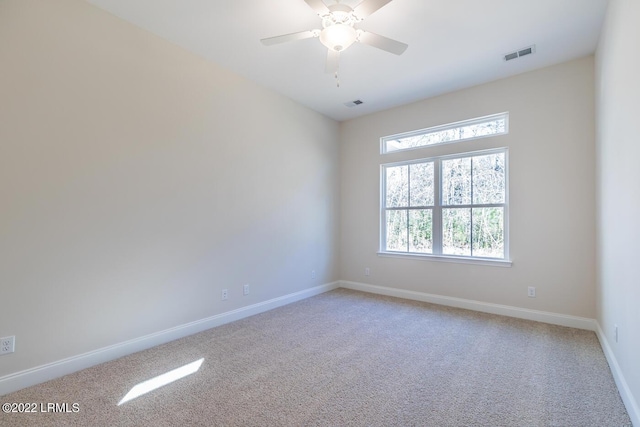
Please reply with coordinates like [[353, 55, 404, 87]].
[[357, 31, 408, 55], [260, 30, 317, 46], [325, 49, 339, 74], [304, 0, 330, 15], [353, 0, 393, 19]]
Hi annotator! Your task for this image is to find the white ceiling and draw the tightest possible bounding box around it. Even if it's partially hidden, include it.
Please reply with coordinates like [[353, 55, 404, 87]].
[[86, 0, 609, 121]]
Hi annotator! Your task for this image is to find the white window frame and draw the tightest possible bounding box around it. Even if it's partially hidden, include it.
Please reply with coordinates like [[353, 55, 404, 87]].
[[379, 148, 510, 267], [381, 112, 509, 154]]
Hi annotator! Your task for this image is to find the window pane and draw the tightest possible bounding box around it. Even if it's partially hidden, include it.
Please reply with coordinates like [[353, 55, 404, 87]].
[[386, 130, 458, 151], [462, 117, 506, 138], [385, 165, 408, 208], [472, 208, 504, 258], [442, 158, 471, 205], [383, 114, 508, 153], [386, 210, 407, 251], [473, 153, 505, 204], [442, 208, 471, 255], [409, 210, 433, 253], [409, 162, 434, 207]]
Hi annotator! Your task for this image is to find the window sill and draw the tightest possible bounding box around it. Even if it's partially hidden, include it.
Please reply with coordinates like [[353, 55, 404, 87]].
[[377, 251, 512, 267]]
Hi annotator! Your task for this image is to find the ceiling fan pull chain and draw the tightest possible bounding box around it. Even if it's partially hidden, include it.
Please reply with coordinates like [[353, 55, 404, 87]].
[[335, 52, 341, 87]]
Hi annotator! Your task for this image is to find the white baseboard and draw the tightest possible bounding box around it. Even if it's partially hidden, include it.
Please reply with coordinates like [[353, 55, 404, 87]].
[[0, 282, 338, 397], [595, 322, 639, 427], [338, 280, 597, 331]]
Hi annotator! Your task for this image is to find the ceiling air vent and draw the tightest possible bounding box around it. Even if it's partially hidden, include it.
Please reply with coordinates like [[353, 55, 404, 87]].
[[344, 99, 364, 108], [504, 45, 536, 62]]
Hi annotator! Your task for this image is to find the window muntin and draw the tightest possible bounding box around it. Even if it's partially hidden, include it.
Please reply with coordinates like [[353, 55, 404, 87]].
[[381, 113, 508, 154], [381, 149, 507, 260]]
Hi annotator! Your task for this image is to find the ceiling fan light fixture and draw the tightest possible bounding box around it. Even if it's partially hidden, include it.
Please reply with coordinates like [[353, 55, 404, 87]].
[[260, 0, 408, 76], [319, 24, 357, 52]]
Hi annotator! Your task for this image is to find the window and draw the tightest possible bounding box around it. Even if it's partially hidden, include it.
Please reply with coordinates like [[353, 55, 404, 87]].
[[381, 112, 508, 154], [381, 149, 508, 260]]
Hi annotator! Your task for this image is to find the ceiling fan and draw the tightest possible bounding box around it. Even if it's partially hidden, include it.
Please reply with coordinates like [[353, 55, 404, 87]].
[[260, 0, 408, 77]]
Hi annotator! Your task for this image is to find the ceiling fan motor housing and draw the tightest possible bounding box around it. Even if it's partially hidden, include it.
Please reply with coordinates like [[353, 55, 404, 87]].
[[319, 4, 358, 52]]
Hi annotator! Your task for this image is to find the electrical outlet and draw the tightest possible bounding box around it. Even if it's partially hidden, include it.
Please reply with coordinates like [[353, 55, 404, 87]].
[[221, 289, 228, 301], [0, 336, 15, 355], [311, 270, 316, 279], [527, 286, 536, 298], [365, 267, 370, 276], [243, 284, 250, 296], [615, 324, 618, 343]]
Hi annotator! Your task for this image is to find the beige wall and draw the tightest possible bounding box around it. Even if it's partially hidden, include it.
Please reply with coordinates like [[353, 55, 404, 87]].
[[596, 0, 640, 419], [0, 0, 340, 377], [339, 57, 596, 318]]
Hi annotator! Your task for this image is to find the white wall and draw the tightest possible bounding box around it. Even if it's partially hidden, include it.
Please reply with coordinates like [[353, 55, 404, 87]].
[[595, 0, 640, 423], [0, 0, 339, 379], [340, 57, 596, 318]]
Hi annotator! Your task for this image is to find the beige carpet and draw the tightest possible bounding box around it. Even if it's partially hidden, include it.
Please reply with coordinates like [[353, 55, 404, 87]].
[[1, 289, 631, 426]]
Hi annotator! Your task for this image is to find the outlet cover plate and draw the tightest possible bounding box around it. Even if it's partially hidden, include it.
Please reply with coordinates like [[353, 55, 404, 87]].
[[0, 336, 15, 355]]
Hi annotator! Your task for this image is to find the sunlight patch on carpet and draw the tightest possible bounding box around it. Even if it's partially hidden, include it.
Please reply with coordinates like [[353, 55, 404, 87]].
[[118, 358, 204, 405]]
